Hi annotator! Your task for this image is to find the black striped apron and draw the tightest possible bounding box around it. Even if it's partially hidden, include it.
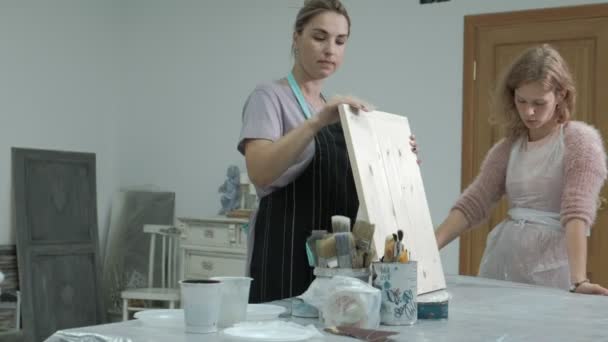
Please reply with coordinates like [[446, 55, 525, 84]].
[[249, 122, 359, 303]]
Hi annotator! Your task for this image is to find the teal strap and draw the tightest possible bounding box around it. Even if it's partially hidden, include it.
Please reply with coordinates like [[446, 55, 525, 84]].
[[287, 72, 312, 119]]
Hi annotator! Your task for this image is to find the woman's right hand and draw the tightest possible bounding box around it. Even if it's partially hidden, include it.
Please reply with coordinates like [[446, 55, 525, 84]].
[[311, 95, 373, 130]]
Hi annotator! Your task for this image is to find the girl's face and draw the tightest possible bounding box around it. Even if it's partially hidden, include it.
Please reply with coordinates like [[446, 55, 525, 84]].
[[293, 11, 349, 80], [514, 81, 562, 139]]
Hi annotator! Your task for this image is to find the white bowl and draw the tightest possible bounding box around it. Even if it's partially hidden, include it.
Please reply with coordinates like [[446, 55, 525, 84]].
[[134, 309, 184, 328]]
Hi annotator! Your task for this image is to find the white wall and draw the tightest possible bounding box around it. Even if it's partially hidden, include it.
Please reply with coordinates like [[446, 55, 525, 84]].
[[0, 0, 122, 249], [118, 0, 606, 275], [2, 0, 605, 275], [117, 0, 299, 215]]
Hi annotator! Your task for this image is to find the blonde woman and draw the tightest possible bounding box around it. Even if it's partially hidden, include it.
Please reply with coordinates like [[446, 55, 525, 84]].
[[435, 44, 608, 295], [239, 0, 419, 302]]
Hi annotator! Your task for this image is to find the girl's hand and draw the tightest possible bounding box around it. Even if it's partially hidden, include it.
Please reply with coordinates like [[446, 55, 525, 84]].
[[410, 134, 421, 165]]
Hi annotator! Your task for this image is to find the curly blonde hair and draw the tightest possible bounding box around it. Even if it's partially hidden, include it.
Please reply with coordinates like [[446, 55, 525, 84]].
[[490, 44, 576, 138]]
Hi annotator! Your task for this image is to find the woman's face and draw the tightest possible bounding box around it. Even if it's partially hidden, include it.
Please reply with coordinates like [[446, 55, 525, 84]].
[[514, 81, 561, 135], [293, 11, 349, 80]]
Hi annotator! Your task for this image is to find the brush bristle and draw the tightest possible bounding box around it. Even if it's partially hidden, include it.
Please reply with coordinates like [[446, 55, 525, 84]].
[[331, 215, 351, 233]]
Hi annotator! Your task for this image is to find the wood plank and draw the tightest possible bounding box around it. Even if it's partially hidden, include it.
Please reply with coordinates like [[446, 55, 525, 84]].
[[339, 105, 446, 294]]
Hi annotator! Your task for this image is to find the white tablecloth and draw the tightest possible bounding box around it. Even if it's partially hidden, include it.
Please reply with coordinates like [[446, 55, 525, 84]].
[[47, 275, 608, 342]]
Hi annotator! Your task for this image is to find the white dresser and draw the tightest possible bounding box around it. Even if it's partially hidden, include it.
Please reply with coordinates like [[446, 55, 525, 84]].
[[177, 216, 249, 280]]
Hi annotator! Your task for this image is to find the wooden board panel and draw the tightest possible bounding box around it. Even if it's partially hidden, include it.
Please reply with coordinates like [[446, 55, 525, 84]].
[[339, 105, 446, 294], [13, 148, 105, 342]]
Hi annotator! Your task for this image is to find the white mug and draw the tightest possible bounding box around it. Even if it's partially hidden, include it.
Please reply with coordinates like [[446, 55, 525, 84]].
[[179, 279, 223, 333]]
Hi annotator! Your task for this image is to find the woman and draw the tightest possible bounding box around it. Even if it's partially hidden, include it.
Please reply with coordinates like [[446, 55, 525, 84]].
[[434, 44, 608, 295], [238, 0, 417, 302]]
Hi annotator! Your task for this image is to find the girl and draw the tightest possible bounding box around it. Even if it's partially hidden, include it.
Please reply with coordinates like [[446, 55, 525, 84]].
[[435, 44, 608, 295]]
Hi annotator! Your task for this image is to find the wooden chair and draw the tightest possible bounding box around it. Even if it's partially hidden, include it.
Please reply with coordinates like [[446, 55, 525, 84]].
[[121, 224, 182, 320]]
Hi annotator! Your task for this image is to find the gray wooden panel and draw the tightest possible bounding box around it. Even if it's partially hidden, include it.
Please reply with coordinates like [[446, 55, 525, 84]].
[[31, 248, 100, 338], [13, 148, 105, 342], [25, 159, 94, 242]]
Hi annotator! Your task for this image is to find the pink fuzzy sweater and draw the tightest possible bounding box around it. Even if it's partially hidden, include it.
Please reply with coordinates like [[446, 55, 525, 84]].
[[453, 121, 607, 228]]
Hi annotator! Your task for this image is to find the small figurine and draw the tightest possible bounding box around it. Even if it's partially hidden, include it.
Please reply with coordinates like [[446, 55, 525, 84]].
[[218, 165, 241, 215]]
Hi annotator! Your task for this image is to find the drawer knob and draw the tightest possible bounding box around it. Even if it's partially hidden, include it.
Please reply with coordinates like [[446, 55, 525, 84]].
[[228, 225, 237, 243], [204, 229, 214, 238], [201, 261, 214, 271]]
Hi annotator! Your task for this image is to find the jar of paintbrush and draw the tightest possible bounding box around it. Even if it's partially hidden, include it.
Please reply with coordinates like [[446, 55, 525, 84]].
[[307, 216, 376, 283], [371, 230, 418, 326], [299, 216, 376, 323]]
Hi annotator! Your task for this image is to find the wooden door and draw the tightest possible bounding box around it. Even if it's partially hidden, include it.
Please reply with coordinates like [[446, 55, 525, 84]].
[[461, 4, 608, 288], [13, 148, 105, 342]]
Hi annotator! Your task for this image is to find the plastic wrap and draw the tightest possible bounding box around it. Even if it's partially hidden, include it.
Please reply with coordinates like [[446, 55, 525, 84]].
[[46, 331, 133, 342], [300, 275, 381, 329]]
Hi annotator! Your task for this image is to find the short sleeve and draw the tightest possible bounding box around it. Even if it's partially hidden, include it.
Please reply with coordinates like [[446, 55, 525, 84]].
[[237, 87, 283, 155]]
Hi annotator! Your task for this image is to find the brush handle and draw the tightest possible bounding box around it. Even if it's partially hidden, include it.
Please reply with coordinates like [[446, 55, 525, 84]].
[[335, 233, 353, 268], [352, 221, 375, 252], [317, 236, 338, 268]]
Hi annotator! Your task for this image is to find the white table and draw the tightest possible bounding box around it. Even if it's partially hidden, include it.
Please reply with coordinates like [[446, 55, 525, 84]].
[[47, 275, 608, 342]]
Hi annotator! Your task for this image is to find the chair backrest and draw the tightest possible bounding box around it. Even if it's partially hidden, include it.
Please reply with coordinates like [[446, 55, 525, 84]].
[[143, 224, 182, 289]]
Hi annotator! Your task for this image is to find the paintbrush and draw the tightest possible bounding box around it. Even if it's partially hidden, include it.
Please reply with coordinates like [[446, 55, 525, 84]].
[[394, 230, 403, 259], [381, 233, 398, 263], [325, 326, 399, 342], [352, 220, 375, 251], [317, 235, 338, 268], [335, 232, 356, 268], [352, 220, 375, 267], [396, 230, 409, 263], [352, 249, 365, 268], [305, 230, 327, 267], [331, 215, 351, 233]]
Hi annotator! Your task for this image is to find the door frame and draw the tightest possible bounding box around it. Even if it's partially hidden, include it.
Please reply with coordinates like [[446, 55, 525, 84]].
[[460, 3, 608, 275]]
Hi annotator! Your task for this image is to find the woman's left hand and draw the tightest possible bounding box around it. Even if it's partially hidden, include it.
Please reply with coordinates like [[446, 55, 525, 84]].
[[410, 135, 421, 165], [575, 281, 608, 295]]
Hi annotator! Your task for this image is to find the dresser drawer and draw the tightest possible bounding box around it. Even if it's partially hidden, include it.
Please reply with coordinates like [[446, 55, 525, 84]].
[[179, 218, 248, 249], [183, 250, 246, 279]]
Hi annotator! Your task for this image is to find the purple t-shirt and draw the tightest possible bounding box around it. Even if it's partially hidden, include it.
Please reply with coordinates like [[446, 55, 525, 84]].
[[238, 80, 319, 273], [238, 80, 317, 198]]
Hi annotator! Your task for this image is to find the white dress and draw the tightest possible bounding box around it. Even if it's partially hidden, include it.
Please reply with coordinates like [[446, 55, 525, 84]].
[[478, 125, 577, 290]]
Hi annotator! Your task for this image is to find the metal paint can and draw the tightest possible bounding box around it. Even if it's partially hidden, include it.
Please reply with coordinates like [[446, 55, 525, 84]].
[[371, 261, 417, 325]]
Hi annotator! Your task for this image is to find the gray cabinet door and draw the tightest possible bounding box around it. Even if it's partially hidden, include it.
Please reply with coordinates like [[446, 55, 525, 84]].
[[12, 148, 105, 342]]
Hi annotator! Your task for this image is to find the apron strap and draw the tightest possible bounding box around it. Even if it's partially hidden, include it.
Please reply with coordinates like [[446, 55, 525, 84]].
[[287, 72, 312, 119], [508, 208, 562, 231]]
